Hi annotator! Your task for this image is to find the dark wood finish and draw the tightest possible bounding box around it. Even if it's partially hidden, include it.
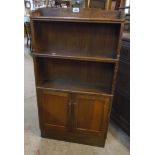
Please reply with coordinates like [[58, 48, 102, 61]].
[[37, 89, 70, 132], [31, 8, 124, 147], [111, 33, 130, 135], [73, 94, 111, 135], [37, 90, 113, 147]]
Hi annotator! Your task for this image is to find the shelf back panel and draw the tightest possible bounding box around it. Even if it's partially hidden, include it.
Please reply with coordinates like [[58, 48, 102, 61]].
[[32, 21, 121, 58]]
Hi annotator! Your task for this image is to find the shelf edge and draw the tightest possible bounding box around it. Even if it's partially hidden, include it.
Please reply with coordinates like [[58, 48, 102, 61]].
[[36, 86, 113, 97], [32, 53, 118, 63]]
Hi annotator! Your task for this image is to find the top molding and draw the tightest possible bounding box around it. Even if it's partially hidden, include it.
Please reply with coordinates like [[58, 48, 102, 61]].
[[30, 8, 125, 23]]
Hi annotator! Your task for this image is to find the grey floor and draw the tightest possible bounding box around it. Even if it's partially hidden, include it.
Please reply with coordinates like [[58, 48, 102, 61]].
[[24, 38, 130, 155]]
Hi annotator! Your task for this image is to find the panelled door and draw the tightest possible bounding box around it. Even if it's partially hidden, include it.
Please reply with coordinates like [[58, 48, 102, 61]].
[[73, 94, 111, 135], [37, 89, 71, 132], [37, 89, 111, 135]]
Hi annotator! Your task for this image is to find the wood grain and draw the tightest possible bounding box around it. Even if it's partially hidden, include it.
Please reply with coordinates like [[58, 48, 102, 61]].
[[31, 8, 124, 147]]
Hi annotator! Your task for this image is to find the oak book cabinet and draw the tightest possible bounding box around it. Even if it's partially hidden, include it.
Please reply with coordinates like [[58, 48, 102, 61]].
[[30, 8, 124, 147]]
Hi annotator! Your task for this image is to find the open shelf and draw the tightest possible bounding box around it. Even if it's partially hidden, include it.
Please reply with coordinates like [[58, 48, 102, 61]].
[[33, 49, 118, 63], [32, 20, 121, 59], [37, 79, 112, 95], [34, 57, 114, 95]]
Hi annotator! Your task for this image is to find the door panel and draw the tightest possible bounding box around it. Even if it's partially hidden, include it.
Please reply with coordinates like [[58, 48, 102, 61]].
[[74, 94, 111, 135], [38, 89, 70, 132]]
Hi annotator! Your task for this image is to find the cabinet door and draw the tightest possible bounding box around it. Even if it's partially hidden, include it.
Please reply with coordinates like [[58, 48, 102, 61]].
[[37, 89, 71, 132], [73, 94, 111, 135]]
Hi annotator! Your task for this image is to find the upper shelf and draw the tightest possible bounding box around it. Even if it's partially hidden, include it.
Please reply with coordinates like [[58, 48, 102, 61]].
[[30, 8, 125, 23]]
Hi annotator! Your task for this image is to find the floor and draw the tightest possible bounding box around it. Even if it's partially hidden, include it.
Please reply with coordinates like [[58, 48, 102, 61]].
[[24, 39, 130, 155]]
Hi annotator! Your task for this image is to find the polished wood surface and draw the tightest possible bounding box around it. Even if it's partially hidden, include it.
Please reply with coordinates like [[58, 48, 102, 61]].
[[74, 94, 111, 135], [38, 90, 70, 132], [37, 90, 113, 147], [31, 8, 124, 147]]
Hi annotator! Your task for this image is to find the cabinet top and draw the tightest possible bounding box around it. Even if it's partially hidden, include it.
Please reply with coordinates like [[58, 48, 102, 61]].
[[30, 8, 124, 23]]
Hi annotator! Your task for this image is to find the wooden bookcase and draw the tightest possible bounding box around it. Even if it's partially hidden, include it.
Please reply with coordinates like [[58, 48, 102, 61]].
[[30, 8, 124, 147]]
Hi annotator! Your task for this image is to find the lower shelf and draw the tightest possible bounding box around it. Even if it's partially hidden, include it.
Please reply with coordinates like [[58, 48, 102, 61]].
[[37, 79, 112, 95]]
